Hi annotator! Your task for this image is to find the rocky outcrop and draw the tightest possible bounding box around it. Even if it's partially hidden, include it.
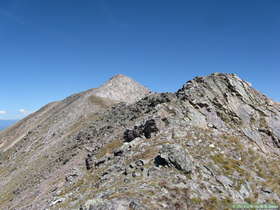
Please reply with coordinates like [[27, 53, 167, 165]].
[[123, 119, 159, 142], [176, 73, 280, 154]]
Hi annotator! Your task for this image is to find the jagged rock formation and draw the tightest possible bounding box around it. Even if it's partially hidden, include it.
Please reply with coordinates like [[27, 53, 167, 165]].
[[176, 73, 280, 153], [0, 73, 279, 210]]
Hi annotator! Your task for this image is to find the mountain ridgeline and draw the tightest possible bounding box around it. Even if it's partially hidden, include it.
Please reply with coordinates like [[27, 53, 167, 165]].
[[0, 73, 279, 210]]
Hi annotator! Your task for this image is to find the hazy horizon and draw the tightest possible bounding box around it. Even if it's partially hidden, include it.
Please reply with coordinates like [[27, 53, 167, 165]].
[[0, 119, 18, 130]]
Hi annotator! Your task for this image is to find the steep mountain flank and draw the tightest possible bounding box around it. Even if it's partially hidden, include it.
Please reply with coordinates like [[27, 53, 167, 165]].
[[0, 74, 150, 151], [0, 73, 279, 210], [0, 75, 150, 209]]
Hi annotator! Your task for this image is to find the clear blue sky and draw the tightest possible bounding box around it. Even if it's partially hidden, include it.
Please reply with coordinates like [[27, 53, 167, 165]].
[[0, 0, 279, 119]]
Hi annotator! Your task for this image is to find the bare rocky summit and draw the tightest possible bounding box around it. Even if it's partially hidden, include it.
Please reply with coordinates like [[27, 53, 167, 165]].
[[94, 74, 151, 103], [0, 73, 279, 210]]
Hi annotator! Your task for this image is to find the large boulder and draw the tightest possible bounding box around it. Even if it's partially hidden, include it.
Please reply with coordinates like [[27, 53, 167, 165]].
[[155, 144, 193, 173]]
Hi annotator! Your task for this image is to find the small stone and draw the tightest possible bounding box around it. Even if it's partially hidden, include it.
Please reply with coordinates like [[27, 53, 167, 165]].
[[113, 149, 124, 157], [216, 175, 233, 187], [85, 155, 93, 170], [94, 159, 106, 167], [208, 123, 214, 128], [261, 187, 272, 194], [65, 173, 78, 183], [185, 141, 194, 147], [135, 160, 144, 167], [239, 184, 250, 197], [50, 198, 65, 206]]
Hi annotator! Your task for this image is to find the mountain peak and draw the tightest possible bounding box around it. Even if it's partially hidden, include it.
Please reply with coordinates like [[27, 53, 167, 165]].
[[106, 74, 139, 86], [93, 74, 150, 103], [109, 74, 128, 80]]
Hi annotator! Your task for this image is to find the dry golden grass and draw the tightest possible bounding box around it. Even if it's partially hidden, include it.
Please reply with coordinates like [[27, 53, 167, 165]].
[[88, 95, 115, 108], [95, 139, 123, 159], [211, 154, 245, 176]]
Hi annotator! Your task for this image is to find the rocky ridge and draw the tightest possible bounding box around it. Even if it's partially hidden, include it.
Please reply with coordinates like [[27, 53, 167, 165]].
[[0, 73, 279, 210]]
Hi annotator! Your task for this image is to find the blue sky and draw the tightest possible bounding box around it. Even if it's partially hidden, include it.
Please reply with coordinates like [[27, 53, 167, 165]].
[[0, 0, 280, 119]]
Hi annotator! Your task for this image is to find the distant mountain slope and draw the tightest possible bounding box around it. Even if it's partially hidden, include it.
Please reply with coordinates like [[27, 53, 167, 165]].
[[0, 73, 279, 210], [0, 120, 17, 131], [0, 75, 150, 151]]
